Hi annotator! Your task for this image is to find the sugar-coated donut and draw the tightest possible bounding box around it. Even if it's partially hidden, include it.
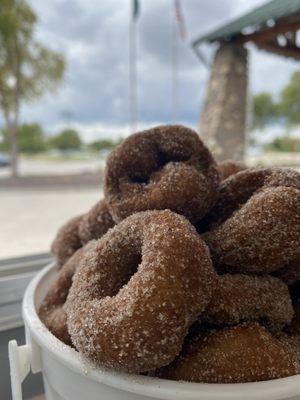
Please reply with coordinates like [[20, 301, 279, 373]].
[[39, 245, 94, 345], [202, 167, 300, 230], [66, 210, 217, 373], [203, 274, 293, 332], [277, 332, 300, 361], [51, 215, 83, 267], [218, 159, 247, 180], [283, 303, 300, 358], [51, 200, 114, 267], [156, 324, 300, 383], [78, 199, 115, 245], [104, 125, 220, 223], [204, 184, 300, 274]]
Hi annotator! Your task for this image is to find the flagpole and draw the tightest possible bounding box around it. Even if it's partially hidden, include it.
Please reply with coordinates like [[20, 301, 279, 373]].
[[172, 10, 178, 123], [129, 2, 137, 134]]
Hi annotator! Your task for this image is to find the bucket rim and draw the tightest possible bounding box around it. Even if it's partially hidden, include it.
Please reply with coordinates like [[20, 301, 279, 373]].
[[22, 262, 300, 400]]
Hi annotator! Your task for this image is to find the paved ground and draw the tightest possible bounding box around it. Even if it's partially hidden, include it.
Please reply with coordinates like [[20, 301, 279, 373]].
[[0, 157, 104, 178], [0, 171, 102, 190], [0, 188, 101, 259]]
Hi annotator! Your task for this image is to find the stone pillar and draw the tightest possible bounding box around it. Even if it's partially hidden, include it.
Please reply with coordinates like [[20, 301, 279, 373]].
[[199, 42, 248, 161]]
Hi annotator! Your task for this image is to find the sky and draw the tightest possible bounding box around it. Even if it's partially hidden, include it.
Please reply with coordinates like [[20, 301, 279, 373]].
[[17, 0, 300, 141]]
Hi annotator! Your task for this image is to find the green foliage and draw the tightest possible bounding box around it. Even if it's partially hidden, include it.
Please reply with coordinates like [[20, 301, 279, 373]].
[[0, 0, 65, 108], [252, 92, 278, 129], [18, 123, 46, 153], [0, 0, 65, 175], [252, 70, 300, 130], [49, 129, 82, 151], [268, 136, 300, 153], [278, 71, 300, 126], [0, 132, 8, 151], [88, 138, 122, 152], [0, 122, 46, 153]]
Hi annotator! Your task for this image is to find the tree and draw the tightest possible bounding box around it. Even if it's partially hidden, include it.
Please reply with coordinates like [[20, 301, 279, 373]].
[[88, 138, 122, 152], [49, 129, 81, 151], [252, 92, 278, 129], [268, 136, 300, 153], [278, 71, 300, 126], [1, 122, 46, 153], [18, 123, 46, 153], [0, 0, 65, 176]]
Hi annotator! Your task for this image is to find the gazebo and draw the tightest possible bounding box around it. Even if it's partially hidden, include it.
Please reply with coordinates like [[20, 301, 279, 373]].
[[192, 0, 300, 161]]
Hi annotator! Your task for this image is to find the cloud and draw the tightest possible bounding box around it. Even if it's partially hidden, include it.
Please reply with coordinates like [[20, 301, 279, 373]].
[[12, 0, 299, 140]]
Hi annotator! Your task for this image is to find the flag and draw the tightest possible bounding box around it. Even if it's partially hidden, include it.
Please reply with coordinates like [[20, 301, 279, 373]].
[[132, 0, 139, 21], [174, 0, 187, 40]]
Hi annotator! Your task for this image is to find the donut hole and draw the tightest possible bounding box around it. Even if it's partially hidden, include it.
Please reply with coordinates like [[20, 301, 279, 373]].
[[156, 150, 189, 168], [111, 251, 143, 296], [131, 175, 150, 185], [117, 253, 142, 296], [130, 152, 190, 187]]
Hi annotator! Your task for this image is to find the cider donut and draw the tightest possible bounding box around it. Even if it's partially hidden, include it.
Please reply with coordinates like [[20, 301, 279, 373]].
[[204, 183, 300, 274], [66, 210, 217, 373], [218, 159, 247, 180], [39, 245, 93, 345], [104, 125, 220, 223], [277, 332, 300, 361], [203, 274, 293, 332], [51, 215, 83, 267], [156, 324, 300, 383], [203, 167, 300, 229], [51, 200, 114, 267], [78, 199, 115, 245]]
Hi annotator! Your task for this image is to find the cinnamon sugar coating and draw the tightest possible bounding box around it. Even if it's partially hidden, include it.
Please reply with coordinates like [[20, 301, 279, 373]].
[[66, 210, 217, 373], [51, 215, 83, 267], [51, 200, 114, 267], [277, 332, 300, 361], [218, 159, 247, 180], [39, 245, 93, 345], [284, 303, 300, 358], [104, 125, 220, 223], [204, 274, 293, 332], [156, 324, 300, 383], [78, 199, 115, 245], [204, 184, 300, 274], [202, 167, 300, 230]]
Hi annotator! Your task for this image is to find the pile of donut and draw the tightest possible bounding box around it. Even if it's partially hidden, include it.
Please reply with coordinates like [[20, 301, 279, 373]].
[[39, 125, 300, 384]]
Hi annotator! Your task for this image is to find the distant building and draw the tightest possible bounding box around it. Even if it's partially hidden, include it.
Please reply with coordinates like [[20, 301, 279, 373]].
[[192, 0, 300, 161]]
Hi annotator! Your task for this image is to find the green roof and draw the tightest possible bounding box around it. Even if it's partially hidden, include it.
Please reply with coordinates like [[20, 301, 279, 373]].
[[192, 0, 300, 47]]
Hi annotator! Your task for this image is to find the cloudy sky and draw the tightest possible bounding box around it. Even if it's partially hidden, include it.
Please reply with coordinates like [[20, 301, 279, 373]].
[[20, 0, 300, 141]]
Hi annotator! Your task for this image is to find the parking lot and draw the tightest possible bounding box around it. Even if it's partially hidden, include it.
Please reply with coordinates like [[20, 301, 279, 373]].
[[0, 188, 101, 259]]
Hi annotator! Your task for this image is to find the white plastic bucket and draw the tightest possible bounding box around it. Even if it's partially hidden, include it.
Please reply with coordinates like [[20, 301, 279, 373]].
[[8, 263, 300, 400]]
